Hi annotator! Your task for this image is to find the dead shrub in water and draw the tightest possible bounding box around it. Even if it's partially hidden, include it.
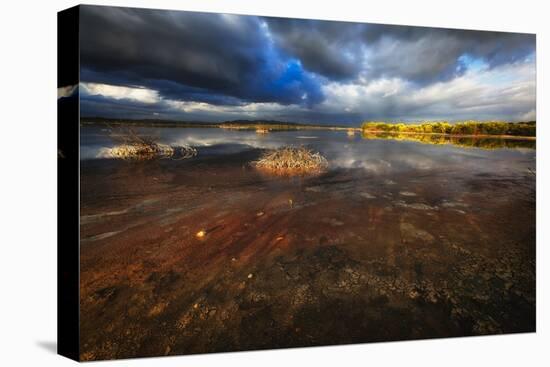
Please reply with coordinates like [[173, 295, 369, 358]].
[[108, 143, 174, 160], [254, 146, 328, 176], [107, 127, 197, 160]]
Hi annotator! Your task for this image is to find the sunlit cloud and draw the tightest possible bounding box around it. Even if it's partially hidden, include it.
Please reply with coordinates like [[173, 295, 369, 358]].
[[80, 82, 160, 104], [319, 59, 536, 121]]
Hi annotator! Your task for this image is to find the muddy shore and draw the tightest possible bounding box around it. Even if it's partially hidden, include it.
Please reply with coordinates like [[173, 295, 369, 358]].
[[79, 144, 535, 361]]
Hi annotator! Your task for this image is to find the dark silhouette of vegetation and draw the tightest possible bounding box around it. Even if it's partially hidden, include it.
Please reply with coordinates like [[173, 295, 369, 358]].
[[81, 117, 350, 130], [362, 121, 536, 137]]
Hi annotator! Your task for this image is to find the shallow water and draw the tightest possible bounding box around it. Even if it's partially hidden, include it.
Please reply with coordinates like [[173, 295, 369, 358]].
[[79, 126, 535, 360], [81, 126, 534, 174]]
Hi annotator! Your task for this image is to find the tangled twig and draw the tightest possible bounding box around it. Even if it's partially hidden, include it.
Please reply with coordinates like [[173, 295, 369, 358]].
[[254, 146, 328, 176], [106, 126, 197, 160]]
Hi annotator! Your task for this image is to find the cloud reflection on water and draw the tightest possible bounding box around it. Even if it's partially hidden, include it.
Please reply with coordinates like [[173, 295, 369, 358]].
[[80, 127, 535, 178]]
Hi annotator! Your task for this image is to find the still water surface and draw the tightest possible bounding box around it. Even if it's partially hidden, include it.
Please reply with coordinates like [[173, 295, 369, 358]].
[[78, 125, 535, 360]]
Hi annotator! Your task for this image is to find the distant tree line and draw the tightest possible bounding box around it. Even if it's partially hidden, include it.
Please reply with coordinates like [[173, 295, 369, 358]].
[[361, 121, 536, 137]]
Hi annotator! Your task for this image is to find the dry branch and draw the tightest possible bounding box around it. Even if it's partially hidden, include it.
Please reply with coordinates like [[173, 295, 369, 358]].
[[254, 146, 328, 176], [106, 127, 196, 160]]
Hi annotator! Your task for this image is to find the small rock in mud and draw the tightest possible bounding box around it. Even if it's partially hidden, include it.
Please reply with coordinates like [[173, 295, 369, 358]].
[[177, 312, 193, 330], [359, 192, 376, 199], [400, 222, 435, 243], [321, 217, 344, 226], [396, 201, 437, 211], [399, 191, 417, 197], [80, 351, 96, 361], [91, 286, 118, 302], [305, 186, 324, 193], [441, 201, 469, 208], [148, 302, 168, 317]]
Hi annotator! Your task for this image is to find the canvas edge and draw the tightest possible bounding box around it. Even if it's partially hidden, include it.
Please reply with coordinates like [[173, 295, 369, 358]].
[[57, 4, 81, 362]]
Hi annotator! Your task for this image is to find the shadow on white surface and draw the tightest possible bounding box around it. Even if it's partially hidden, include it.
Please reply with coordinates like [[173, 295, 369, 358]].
[[36, 341, 57, 354]]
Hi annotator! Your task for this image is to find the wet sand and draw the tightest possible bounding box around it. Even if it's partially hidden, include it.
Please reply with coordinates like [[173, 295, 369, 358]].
[[79, 143, 535, 361]]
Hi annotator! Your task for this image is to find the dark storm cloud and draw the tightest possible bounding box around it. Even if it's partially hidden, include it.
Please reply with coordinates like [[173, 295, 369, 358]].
[[264, 19, 535, 83], [264, 18, 366, 80], [79, 5, 324, 107], [78, 5, 535, 124], [79, 93, 166, 120], [81, 67, 246, 106], [362, 25, 535, 83]]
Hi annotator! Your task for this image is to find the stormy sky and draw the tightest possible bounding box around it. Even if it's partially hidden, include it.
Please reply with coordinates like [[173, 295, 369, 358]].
[[77, 5, 536, 124]]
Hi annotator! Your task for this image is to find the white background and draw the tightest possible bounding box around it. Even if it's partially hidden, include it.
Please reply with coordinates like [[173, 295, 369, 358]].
[[0, 0, 548, 365]]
